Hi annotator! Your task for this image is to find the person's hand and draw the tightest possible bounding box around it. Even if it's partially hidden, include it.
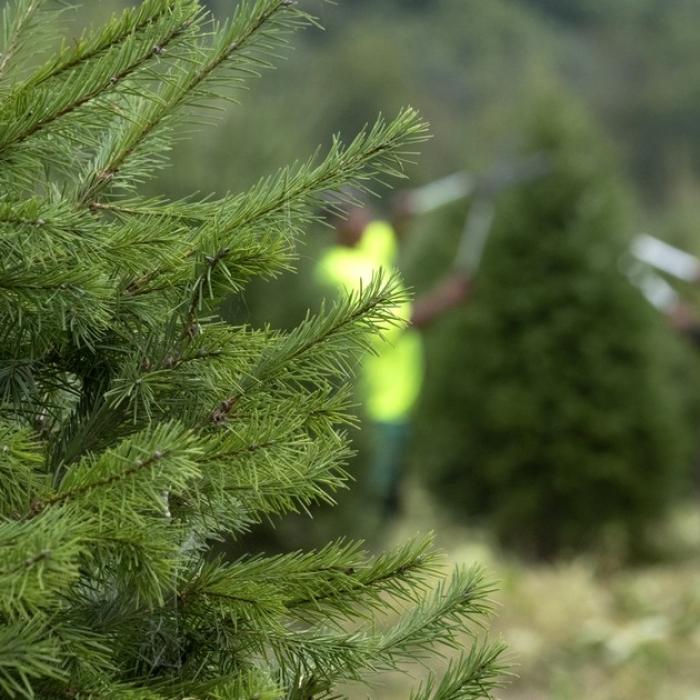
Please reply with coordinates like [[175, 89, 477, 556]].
[[410, 272, 472, 329], [441, 271, 471, 304], [390, 191, 416, 231], [669, 302, 698, 331]]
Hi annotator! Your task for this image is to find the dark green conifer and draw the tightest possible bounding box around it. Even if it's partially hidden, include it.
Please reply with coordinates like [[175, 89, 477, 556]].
[[417, 98, 698, 557]]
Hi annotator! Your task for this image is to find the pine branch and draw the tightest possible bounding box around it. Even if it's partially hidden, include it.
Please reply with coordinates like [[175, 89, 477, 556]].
[[24, 0, 194, 89], [375, 566, 497, 667], [0, 619, 65, 700], [268, 566, 499, 690], [218, 436, 352, 518], [0, 0, 199, 157], [408, 645, 509, 700], [149, 668, 282, 700], [78, 0, 320, 203], [178, 539, 366, 626], [32, 422, 200, 520], [0, 199, 191, 283], [0, 422, 45, 517], [0, 511, 86, 619], [46, 321, 255, 469], [177, 227, 293, 343], [0, 0, 51, 79], [209, 272, 408, 425], [111, 110, 427, 337], [0, 262, 115, 352], [99, 107, 429, 252], [284, 535, 441, 622]]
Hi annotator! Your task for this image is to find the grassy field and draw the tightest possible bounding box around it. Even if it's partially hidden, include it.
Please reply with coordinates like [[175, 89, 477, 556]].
[[343, 484, 700, 699]]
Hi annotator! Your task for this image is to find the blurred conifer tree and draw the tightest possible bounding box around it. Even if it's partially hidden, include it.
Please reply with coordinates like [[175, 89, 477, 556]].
[[416, 96, 699, 558]]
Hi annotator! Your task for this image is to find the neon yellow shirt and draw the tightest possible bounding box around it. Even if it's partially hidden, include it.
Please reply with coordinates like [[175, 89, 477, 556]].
[[315, 221, 423, 423]]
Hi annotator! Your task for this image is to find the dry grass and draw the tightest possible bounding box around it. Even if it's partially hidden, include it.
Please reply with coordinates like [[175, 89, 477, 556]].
[[343, 483, 700, 699]]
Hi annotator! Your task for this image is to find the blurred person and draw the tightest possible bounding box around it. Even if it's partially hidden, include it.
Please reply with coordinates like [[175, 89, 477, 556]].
[[315, 197, 469, 516]]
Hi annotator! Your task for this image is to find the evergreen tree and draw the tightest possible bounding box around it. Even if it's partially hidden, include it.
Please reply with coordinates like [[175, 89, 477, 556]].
[[0, 1, 505, 697], [417, 98, 698, 557]]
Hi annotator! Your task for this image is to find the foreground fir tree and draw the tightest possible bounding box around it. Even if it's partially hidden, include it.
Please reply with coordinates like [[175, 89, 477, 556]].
[[0, 1, 505, 697]]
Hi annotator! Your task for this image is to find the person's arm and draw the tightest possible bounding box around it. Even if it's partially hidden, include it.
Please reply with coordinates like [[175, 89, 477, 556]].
[[389, 191, 417, 240], [410, 272, 472, 329], [666, 301, 700, 346]]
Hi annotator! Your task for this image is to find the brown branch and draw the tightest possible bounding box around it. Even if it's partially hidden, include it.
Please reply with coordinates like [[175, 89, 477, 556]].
[[0, 549, 53, 577]]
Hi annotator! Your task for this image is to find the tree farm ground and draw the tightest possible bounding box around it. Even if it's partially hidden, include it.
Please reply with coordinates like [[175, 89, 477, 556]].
[[342, 481, 700, 700]]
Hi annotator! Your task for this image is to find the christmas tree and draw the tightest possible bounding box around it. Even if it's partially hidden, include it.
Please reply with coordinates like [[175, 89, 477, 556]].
[[0, 1, 505, 697], [418, 97, 698, 557]]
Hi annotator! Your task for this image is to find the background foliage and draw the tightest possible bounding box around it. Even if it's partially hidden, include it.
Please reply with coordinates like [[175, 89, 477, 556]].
[[412, 97, 699, 556], [46, 0, 700, 547]]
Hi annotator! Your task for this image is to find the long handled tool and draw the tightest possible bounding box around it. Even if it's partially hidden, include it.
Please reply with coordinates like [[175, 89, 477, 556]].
[[452, 153, 552, 274], [408, 160, 700, 313], [624, 260, 680, 312], [631, 234, 700, 282], [624, 234, 700, 311]]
